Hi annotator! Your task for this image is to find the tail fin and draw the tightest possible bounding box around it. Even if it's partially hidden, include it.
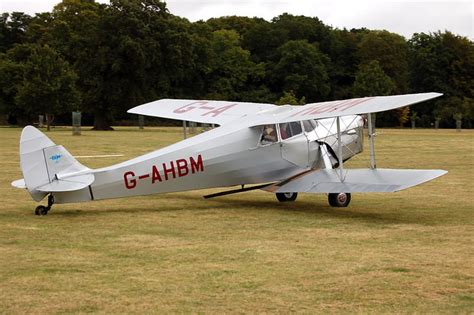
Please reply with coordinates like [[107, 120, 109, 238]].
[[14, 126, 94, 201]]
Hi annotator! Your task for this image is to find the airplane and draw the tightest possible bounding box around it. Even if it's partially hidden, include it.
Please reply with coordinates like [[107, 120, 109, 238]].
[[11, 92, 447, 215]]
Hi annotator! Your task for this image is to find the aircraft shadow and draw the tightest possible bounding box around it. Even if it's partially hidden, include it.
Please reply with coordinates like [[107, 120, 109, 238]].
[[195, 194, 419, 225], [53, 192, 419, 225]]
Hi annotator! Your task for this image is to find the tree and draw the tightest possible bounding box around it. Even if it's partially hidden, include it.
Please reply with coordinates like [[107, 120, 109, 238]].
[[45, 0, 174, 129], [156, 16, 208, 99], [242, 20, 287, 63], [206, 16, 263, 36], [205, 29, 264, 100], [358, 30, 410, 93], [272, 40, 330, 102], [0, 12, 32, 52], [352, 60, 395, 97], [275, 90, 305, 105], [243, 13, 332, 63], [0, 54, 24, 123], [326, 28, 363, 99], [352, 60, 397, 126], [434, 96, 473, 128], [1, 2, 471, 129], [409, 32, 474, 127], [0, 14, 10, 52], [396, 106, 410, 127], [409, 32, 473, 96], [272, 14, 332, 53], [31, 0, 112, 129], [7, 44, 79, 130]]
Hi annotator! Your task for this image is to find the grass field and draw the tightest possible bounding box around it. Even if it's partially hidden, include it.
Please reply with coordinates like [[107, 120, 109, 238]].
[[0, 126, 473, 313]]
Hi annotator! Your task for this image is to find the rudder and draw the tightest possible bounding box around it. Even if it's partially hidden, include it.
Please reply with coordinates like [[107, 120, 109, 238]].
[[17, 126, 92, 201]]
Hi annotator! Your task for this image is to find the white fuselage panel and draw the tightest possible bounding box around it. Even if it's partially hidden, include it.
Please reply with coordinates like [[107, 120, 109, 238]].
[[52, 115, 364, 203]]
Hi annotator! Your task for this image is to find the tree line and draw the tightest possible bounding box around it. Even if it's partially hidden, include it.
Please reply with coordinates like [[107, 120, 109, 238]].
[[0, 0, 472, 130]]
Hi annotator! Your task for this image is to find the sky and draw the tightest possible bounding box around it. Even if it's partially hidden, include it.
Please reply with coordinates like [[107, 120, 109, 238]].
[[1, 0, 472, 39]]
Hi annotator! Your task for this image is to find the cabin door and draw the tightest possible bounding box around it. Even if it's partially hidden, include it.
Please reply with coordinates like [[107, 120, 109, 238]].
[[279, 122, 309, 168]]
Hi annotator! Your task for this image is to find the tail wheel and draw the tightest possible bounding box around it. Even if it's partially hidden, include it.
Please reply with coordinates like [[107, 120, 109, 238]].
[[328, 193, 351, 207], [276, 192, 298, 202], [34, 194, 54, 216]]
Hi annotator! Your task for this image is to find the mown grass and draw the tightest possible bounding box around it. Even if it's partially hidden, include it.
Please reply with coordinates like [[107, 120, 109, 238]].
[[0, 126, 472, 313]]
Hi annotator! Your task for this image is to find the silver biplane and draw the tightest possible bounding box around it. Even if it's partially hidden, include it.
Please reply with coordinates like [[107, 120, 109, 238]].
[[12, 93, 447, 215]]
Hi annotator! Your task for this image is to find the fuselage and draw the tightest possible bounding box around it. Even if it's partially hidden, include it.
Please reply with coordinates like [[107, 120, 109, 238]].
[[53, 115, 364, 204]]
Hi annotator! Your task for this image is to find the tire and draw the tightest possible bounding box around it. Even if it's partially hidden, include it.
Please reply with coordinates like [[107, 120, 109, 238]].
[[35, 206, 49, 215], [42, 207, 50, 215], [276, 192, 298, 202], [35, 205, 48, 216], [328, 193, 351, 207]]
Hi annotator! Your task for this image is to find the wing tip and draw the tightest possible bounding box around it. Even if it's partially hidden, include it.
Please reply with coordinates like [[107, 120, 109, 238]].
[[11, 178, 26, 189], [127, 106, 141, 114], [427, 92, 443, 98]]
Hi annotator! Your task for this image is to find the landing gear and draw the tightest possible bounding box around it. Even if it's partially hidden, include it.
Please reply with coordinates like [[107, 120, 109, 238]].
[[276, 192, 298, 202], [34, 194, 54, 216], [328, 193, 351, 207], [35, 205, 48, 215]]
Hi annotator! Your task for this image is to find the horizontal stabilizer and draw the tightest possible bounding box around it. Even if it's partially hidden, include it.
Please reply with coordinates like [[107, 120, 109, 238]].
[[36, 174, 95, 192], [266, 169, 447, 193]]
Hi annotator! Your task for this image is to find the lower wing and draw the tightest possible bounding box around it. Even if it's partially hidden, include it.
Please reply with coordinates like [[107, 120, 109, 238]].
[[263, 168, 447, 193]]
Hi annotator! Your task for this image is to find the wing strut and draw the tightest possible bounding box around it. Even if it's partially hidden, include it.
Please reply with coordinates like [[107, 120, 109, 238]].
[[336, 117, 344, 181], [367, 113, 376, 169], [183, 120, 187, 139]]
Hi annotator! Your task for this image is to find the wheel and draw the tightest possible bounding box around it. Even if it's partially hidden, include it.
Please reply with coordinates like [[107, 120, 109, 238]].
[[276, 192, 298, 202], [328, 193, 351, 207], [35, 205, 49, 216]]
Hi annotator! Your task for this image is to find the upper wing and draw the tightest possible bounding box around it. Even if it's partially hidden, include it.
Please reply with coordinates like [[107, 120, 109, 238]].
[[127, 93, 441, 126], [127, 99, 276, 125], [251, 92, 442, 125]]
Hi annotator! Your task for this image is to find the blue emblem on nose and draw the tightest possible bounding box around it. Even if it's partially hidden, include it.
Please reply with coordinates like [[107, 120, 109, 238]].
[[50, 154, 62, 163]]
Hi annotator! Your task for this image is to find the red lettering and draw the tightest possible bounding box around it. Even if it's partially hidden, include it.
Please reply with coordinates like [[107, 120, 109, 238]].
[[305, 101, 345, 115], [199, 105, 214, 110], [202, 104, 237, 117], [163, 161, 176, 180], [333, 97, 372, 112], [152, 165, 162, 183], [291, 98, 373, 117], [124, 171, 136, 189], [307, 103, 339, 115], [190, 154, 204, 174], [290, 102, 336, 117], [173, 101, 207, 114], [291, 107, 316, 117], [176, 159, 189, 177]]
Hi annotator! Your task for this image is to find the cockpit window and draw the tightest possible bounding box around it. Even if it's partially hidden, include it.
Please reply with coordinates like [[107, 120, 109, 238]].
[[280, 121, 303, 140], [279, 123, 290, 140], [289, 121, 302, 136], [303, 119, 318, 132], [261, 124, 278, 145]]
